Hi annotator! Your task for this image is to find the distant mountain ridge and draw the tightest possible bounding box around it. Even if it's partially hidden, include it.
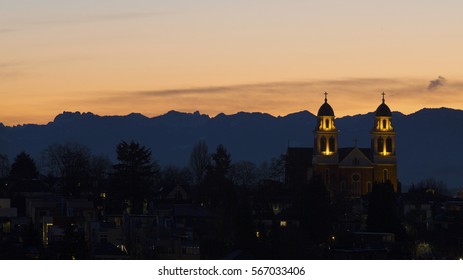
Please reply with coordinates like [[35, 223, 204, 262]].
[[0, 107, 461, 189]]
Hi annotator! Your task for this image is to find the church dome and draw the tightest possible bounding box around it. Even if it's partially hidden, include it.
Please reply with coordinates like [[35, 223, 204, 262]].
[[375, 98, 392, 117], [317, 95, 334, 116]]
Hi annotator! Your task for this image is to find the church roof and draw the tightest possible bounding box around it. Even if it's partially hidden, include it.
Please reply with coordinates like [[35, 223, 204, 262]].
[[317, 102, 335, 116], [375, 94, 392, 116], [339, 147, 372, 162], [375, 102, 392, 116]]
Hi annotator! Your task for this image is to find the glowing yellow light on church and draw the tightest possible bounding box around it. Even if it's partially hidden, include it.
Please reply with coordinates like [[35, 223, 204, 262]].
[[256, 231, 260, 238], [280, 220, 287, 227]]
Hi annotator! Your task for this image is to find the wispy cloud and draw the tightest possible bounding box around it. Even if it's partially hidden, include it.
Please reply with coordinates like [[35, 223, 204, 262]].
[[136, 81, 317, 98], [0, 61, 28, 79], [0, 57, 90, 80], [0, 11, 166, 35], [6, 77, 463, 125], [0, 28, 18, 34], [58, 77, 463, 120], [32, 11, 166, 26], [428, 76, 447, 91]]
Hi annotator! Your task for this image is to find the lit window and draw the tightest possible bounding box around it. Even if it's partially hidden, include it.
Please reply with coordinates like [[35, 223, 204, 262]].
[[377, 138, 384, 154], [386, 138, 392, 153], [256, 231, 260, 238], [272, 204, 281, 215], [320, 136, 327, 152], [280, 220, 287, 227], [329, 137, 335, 152]]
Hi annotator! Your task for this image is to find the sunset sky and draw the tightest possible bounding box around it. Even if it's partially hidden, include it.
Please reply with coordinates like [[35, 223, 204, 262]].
[[1, 0, 463, 125]]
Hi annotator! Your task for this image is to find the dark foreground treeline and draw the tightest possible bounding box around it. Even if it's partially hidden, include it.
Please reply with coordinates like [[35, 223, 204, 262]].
[[0, 141, 461, 259]]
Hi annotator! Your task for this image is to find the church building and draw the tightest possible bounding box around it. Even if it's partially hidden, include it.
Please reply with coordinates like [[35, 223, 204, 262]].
[[285, 93, 398, 198]]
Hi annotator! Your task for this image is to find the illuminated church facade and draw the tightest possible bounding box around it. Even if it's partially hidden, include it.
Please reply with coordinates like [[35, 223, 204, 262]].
[[285, 93, 398, 197]]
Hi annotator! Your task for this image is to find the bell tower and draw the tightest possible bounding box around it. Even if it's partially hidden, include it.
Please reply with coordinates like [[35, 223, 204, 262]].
[[314, 92, 338, 157], [371, 93, 398, 191], [313, 92, 339, 194]]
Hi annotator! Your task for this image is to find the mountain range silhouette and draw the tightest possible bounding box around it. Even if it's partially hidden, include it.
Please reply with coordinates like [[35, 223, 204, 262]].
[[0, 107, 461, 189]]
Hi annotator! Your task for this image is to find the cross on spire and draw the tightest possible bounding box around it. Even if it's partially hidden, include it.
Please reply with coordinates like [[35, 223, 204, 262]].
[[324, 92, 328, 103], [381, 92, 386, 103]]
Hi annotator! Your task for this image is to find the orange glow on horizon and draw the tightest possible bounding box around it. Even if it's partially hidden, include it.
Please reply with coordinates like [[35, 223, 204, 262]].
[[2, 1, 463, 125], [1, 76, 462, 126]]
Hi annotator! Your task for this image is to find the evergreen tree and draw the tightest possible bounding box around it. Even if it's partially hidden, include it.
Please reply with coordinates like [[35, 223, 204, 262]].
[[367, 182, 405, 238], [204, 144, 232, 206], [113, 140, 158, 214], [295, 175, 332, 257], [211, 144, 231, 179], [10, 151, 38, 180], [201, 144, 236, 256]]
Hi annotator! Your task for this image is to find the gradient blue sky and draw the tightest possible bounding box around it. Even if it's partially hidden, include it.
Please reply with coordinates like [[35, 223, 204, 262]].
[[1, 0, 463, 125]]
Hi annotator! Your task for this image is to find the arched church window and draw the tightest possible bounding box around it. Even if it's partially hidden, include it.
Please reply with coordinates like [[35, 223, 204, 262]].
[[325, 119, 330, 129], [329, 137, 335, 152], [377, 137, 384, 153], [383, 169, 389, 182], [352, 173, 361, 196], [386, 137, 392, 153], [382, 119, 387, 129], [320, 136, 327, 152]]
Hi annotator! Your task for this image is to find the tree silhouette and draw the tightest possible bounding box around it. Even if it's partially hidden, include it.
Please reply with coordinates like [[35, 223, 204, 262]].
[[295, 175, 332, 257], [113, 140, 158, 214], [230, 160, 258, 187], [200, 144, 237, 256], [203, 144, 232, 206], [210, 144, 231, 179], [367, 182, 405, 238], [42, 143, 91, 196], [0, 154, 9, 179], [189, 140, 210, 186], [268, 155, 286, 182], [159, 165, 192, 195], [10, 151, 38, 180]]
